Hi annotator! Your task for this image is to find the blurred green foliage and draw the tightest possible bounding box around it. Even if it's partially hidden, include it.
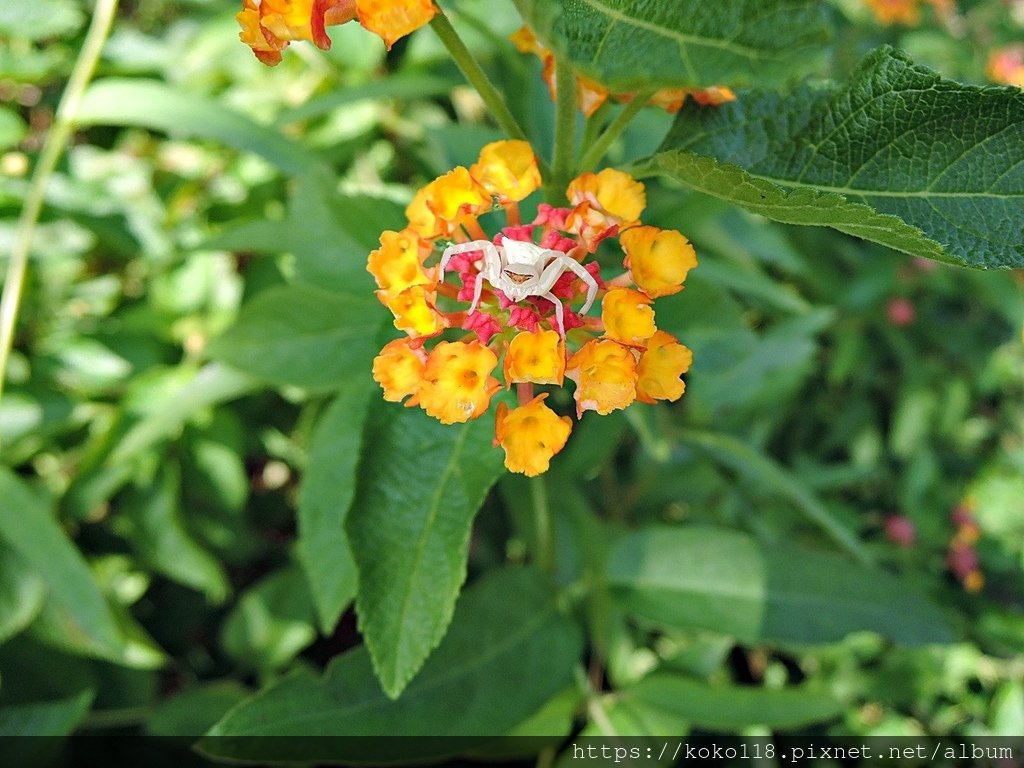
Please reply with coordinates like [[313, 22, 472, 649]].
[[1, 0, 1023, 760]]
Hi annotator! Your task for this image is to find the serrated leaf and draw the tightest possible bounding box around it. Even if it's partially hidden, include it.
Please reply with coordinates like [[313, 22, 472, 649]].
[[512, 0, 829, 90], [347, 405, 507, 699], [77, 79, 316, 175], [627, 675, 844, 731], [297, 379, 375, 633], [0, 469, 125, 660], [606, 526, 951, 645], [207, 284, 384, 392], [202, 568, 581, 761], [648, 47, 1024, 268]]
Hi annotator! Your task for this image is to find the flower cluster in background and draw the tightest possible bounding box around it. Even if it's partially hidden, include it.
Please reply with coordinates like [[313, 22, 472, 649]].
[[237, 0, 436, 65], [987, 45, 1024, 87], [948, 502, 985, 593], [368, 141, 696, 475], [509, 27, 735, 117], [863, 0, 953, 25]]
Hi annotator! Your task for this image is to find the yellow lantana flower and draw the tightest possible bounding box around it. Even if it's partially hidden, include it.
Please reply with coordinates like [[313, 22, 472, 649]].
[[357, 0, 437, 49], [382, 285, 446, 337], [621, 226, 697, 299], [567, 168, 646, 228], [503, 329, 565, 386], [367, 229, 434, 300], [636, 331, 693, 403], [372, 338, 426, 403], [470, 140, 543, 204], [494, 394, 572, 476], [565, 339, 637, 416], [406, 167, 491, 239], [415, 341, 500, 424], [602, 288, 656, 346]]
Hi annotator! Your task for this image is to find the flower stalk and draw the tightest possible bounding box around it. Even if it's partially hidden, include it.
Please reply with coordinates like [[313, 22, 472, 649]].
[[429, 12, 529, 143]]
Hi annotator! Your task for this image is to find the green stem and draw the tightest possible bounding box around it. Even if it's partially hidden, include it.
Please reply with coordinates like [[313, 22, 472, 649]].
[[577, 101, 611, 166], [549, 55, 578, 201], [429, 12, 528, 143], [0, 0, 119, 421], [578, 88, 656, 171], [530, 474, 554, 573]]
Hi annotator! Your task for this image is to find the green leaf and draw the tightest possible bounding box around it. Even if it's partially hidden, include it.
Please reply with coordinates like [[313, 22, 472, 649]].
[[202, 171, 404, 293], [202, 568, 582, 761], [0, 107, 27, 151], [606, 526, 951, 645], [77, 79, 316, 175], [114, 463, 230, 604], [627, 674, 844, 731], [0, 543, 46, 644], [512, 0, 829, 90], [146, 681, 251, 737], [677, 429, 870, 564], [0, 469, 125, 660], [207, 284, 384, 392], [347, 405, 507, 698], [0, 690, 94, 736], [219, 565, 318, 674], [0, 0, 84, 41], [297, 379, 375, 634], [648, 48, 1024, 268]]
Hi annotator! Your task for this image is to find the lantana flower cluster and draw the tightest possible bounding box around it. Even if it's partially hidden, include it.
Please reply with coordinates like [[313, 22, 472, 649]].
[[987, 45, 1024, 88], [510, 27, 735, 117], [862, 0, 953, 26], [369, 140, 697, 476], [237, 0, 436, 65]]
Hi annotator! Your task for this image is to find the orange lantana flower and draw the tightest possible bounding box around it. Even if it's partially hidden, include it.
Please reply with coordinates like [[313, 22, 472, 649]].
[[238, 0, 435, 65]]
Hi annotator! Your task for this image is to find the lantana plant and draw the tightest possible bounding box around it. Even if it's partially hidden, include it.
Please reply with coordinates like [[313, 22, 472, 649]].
[[7, 0, 1023, 758], [208, 0, 1024, 728]]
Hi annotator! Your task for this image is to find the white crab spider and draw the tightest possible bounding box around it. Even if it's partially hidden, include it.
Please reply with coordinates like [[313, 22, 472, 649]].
[[439, 236, 598, 336]]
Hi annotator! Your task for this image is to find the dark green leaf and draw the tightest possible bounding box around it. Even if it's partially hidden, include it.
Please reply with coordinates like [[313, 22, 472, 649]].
[[145, 682, 251, 737], [219, 564, 318, 674], [347, 405, 507, 698], [627, 674, 844, 731], [297, 379, 375, 633], [207, 284, 384, 392], [512, 0, 829, 90], [649, 48, 1024, 268], [114, 463, 230, 604], [202, 568, 582, 761], [606, 526, 951, 645]]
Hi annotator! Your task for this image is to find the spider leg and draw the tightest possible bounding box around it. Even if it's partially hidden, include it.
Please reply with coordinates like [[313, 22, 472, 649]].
[[536, 254, 599, 315], [439, 240, 494, 278], [542, 291, 566, 338], [558, 256, 599, 315], [470, 243, 502, 314]]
